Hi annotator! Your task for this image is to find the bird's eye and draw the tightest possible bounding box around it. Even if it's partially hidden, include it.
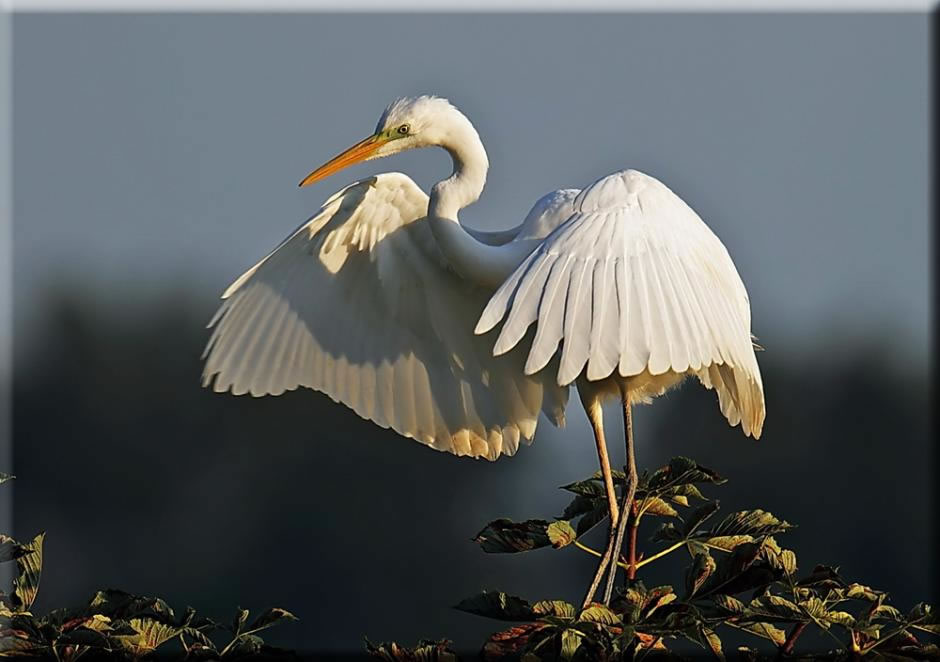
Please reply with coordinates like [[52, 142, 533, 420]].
[[397, 124, 410, 135]]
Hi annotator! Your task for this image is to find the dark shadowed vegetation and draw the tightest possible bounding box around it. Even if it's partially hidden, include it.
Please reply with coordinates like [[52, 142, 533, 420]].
[[370, 457, 937, 659], [9, 289, 932, 655]]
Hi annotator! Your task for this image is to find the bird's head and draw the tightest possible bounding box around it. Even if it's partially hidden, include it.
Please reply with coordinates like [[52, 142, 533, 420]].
[[299, 95, 473, 188]]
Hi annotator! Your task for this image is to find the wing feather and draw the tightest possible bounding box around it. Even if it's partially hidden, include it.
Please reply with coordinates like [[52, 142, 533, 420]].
[[203, 172, 569, 459], [477, 169, 765, 438]]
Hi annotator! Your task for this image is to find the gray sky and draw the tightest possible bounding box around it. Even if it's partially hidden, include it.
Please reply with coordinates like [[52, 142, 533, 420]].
[[12, 13, 929, 364]]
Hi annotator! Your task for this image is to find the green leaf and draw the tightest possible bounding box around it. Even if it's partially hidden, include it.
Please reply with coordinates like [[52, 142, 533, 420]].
[[683, 501, 722, 536], [454, 592, 535, 621], [573, 504, 609, 538], [703, 628, 724, 661], [730, 621, 787, 646], [0, 473, 13, 486], [685, 551, 716, 598], [825, 611, 856, 628], [546, 521, 577, 549], [712, 594, 747, 614], [560, 495, 599, 521], [908, 603, 940, 636], [0, 535, 27, 563], [482, 622, 552, 660], [473, 519, 560, 554], [12, 533, 44, 612], [647, 457, 726, 491], [246, 607, 298, 634], [233, 607, 249, 633], [560, 628, 583, 661], [640, 497, 679, 518], [365, 638, 459, 662], [695, 541, 779, 598], [578, 604, 620, 626], [707, 510, 793, 539], [561, 477, 607, 498], [533, 601, 576, 618], [224, 633, 264, 657], [113, 617, 181, 655], [846, 583, 884, 602], [87, 589, 176, 621], [797, 564, 845, 589]]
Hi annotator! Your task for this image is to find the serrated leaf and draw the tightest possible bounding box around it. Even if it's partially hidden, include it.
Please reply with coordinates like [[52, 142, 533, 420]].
[[825, 611, 856, 628], [685, 551, 716, 598], [482, 622, 551, 661], [695, 542, 765, 598], [11, 533, 43, 612], [560, 495, 599, 521], [712, 594, 746, 614], [0, 535, 27, 564], [641, 497, 679, 518], [474, 519, 560, 554], [454, 592, 534, 621], [561, 477, 606, 498], [733, 621, 787, 646], [651, 522, 683, 544], [573, 503, 609, 538], [797, 564, 845, 589], [703, 535, 755, 552], [846, 584, 883, 602], [578, 604, 620, 626], [246, 607, 298, 634], [648, 457, 726, 491], [871, 604, 902, 621], [224, 633, 264, 657], [683, 501, 721, 537], [560, 628, 583, 661], [703, 628, 724, 661], [546, 521, 577, 549], [532, 601, 576, 619], [233, 607, 249, 633], [365, 638, 458, 662], [113, 617, 181, 655], [707, 510, 793, 540], [908, 603, 940, 635]]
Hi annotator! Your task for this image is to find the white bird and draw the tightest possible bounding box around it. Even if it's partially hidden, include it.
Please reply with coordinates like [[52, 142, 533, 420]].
[[201, 95, 765, 606]]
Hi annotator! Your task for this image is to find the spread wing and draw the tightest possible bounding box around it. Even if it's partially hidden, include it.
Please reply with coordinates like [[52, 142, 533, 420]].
[[202, 172, 569, 460], [476, 169, 764, 438]]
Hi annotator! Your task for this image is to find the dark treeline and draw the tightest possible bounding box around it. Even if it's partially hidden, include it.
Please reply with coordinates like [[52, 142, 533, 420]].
[[11, 291, 931, 654]]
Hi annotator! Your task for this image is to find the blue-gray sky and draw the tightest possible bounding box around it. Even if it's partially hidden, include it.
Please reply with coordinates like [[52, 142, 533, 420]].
[[8, 12, 931, 653], [13, 13, 928, 362]]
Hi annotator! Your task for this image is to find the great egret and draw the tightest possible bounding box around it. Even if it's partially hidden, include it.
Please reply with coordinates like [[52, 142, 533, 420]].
[[202, 95, 765, 606]]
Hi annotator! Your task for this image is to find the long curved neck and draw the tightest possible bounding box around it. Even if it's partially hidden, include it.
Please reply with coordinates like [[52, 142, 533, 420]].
[[427, 120, 536, 289], [428, 123, 489, 219]]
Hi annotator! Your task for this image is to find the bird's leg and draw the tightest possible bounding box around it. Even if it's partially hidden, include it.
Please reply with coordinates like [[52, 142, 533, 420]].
[[603, 387, 638, 604], [580, 397, 620, 608]]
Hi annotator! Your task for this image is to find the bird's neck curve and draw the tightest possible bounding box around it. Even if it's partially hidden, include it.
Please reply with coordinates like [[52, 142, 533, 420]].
[[428, 119, 489, 220], [424, 117, 537, 290]]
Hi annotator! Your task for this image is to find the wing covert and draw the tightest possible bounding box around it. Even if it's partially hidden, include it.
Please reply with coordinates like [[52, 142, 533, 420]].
[[203, 173, 569, 460], [476, 169, 764, 438]]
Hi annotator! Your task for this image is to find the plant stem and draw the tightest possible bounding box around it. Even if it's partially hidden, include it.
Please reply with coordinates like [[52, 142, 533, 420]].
[[627, 502, 639, 580], [778, 622, 807, 657]]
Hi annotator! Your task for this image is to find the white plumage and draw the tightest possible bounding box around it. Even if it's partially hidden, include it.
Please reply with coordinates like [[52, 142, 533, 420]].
[[202, 95, 764, 466], [203, 173, 569, 460]]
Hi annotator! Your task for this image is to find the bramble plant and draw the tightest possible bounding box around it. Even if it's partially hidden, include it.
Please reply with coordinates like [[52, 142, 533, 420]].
[[0, 473, 297, 660], [368, 457, 938, 661]]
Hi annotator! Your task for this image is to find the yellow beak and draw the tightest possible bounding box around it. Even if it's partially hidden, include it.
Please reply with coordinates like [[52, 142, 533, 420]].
[[298, 134, 384, 188]]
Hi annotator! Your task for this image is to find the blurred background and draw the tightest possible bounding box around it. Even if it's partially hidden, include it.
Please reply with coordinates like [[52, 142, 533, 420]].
[[10, 12, 930, 655]]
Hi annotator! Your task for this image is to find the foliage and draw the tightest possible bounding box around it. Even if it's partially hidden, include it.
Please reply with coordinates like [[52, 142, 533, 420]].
[[0, 474, 297, 660], [370, 458, 938, 660]]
